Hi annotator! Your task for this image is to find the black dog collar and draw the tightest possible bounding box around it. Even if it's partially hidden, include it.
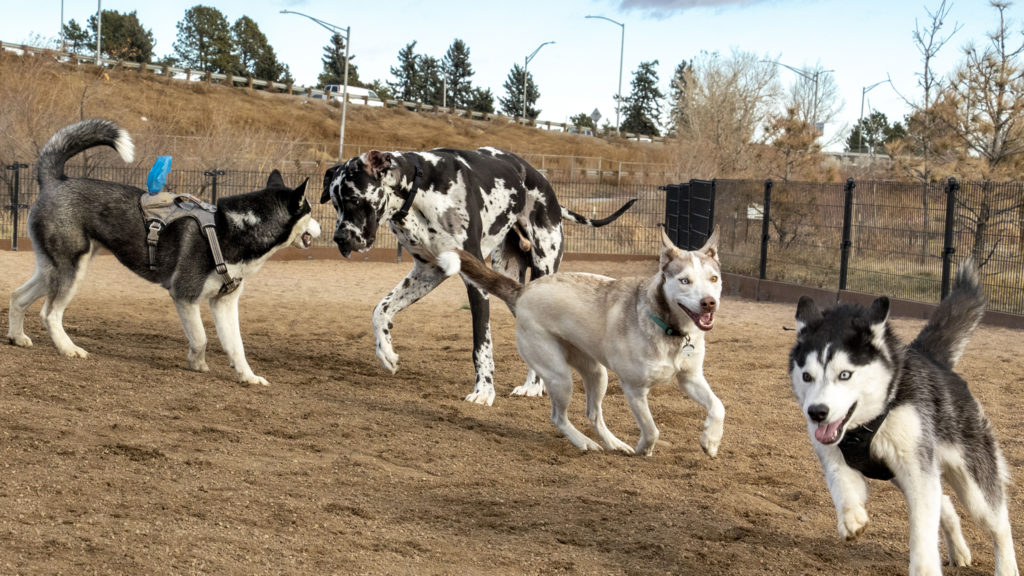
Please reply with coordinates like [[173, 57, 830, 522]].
[[838, 410, 894, 481], [391, 157, 423, 224]]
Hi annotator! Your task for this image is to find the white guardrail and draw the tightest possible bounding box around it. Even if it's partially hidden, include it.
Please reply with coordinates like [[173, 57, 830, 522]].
[[1, 40, 664, 143]]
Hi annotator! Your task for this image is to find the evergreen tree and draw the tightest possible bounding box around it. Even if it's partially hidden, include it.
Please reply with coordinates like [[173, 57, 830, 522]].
[[388, 41, 420, 102], [570, 113, 595, 129], [621, 60, 663, 136], [668, 59, 691, 135], [61, 19, 90, 54], [415, 55, 444, 106], [318, 32, 360, 88], [499, 63, 540, 119], [442, 39, 474, 109], [173, 5, 238, 73], [467, 87, 495, 114], [231, 16, 286, 81], [845, 111, 906, 154], [88, 10, 154, 62]]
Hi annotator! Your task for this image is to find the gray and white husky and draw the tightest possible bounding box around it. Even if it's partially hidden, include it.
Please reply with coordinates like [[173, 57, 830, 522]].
[[439, 227, 725, 457], [790, 262, 1018, 576], [7, 119, 321, 385]]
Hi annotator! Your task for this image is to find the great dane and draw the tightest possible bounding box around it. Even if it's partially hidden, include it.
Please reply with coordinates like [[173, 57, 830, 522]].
[[320, 147, 635, 405]]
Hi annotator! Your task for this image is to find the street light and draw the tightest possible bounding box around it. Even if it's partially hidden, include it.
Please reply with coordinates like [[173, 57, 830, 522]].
[[764, 59, 834, 135], [858, 79, 890, 153], [585, 15, 624, 134], [280, 9, 351, 161], [522, 41, 555, 124]]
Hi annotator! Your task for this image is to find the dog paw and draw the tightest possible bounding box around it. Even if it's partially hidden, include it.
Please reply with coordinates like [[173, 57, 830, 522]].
[[237, 372, 269, 386], [8, 334, 32, 347], [376, 344, 399, 374], [838, 505, 869, 540], [60, 346, 89, 359], [606, 437, 635, 454], [465, 388, 495, 406], [700, 430, 721, 458], [187, 358, 210, 373], [510, 382, 544, 397]]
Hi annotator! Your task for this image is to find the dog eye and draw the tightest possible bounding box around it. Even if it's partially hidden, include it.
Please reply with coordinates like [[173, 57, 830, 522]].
[[679, 278, 691, 285], [838, 370, 852, 380], [710, 275, 719, 283], [802, 372, 813, 382]]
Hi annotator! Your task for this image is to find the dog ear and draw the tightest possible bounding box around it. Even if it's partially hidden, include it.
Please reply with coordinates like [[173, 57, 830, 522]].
[[364, 150, 394, 179], [795, 296, 821, 336], [320, 167, 336, 204], [267, 169, 285, 189], [699, 225, 720, 262], [658, 226, 679, 267], [869, 297, 890, 324]]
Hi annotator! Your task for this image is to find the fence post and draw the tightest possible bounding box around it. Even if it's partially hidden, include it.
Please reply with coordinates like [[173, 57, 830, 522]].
[[5, 162, 29, 251], [204, 169, 225, 203], [940, 177, 959, 300], [839, 178, 856, 292], [759, 179, 773, 280]]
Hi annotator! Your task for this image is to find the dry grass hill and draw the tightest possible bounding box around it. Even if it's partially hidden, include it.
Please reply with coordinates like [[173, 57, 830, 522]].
[[0, 52, 676, 173]]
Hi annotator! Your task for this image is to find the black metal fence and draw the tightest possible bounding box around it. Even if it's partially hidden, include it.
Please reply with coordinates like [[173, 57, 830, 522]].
[[713, 178, 1024, 316], [4, 162, 1023, 316]]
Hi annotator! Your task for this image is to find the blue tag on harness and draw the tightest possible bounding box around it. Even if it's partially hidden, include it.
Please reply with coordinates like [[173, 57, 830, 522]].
[[147, 156, 173, 194]]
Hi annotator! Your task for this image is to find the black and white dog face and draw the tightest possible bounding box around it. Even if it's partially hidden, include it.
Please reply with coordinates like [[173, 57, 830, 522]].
[[789, 297, 894, 446], [320, 151, 398, 257]]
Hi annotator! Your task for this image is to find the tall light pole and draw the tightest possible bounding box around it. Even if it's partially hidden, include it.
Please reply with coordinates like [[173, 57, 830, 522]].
[[765, 59, 833, 136], [280, 9, 350, 161], [95, 0, 102, 63], [522, 41, 555, 123], [585, 15, 624, 134], [858, 79, 890, 153]]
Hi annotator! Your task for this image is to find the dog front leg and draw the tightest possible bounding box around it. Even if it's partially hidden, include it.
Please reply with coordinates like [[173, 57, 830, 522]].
[[623, 384, 659, 456], [813, 441, 870, 540], [174, 298, 208, 372], [209, 284, 267, 386], [677, 371, 725, 458], [899, 468, 944, 576], [372, 263, 446, 374], [463, 283, 496, 406]]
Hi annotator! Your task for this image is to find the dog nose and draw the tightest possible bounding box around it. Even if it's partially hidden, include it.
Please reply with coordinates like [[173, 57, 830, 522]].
[[807, 404, 829, 423], [701, 297, 717, 312]]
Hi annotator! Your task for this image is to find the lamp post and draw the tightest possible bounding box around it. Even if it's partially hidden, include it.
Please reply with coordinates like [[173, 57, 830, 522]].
[[858, 79, 890, 153], [765, 60, 833, 135], [280, 9, 350, 161], [585, 15, 624, 134], [522, 41, 555, 124]]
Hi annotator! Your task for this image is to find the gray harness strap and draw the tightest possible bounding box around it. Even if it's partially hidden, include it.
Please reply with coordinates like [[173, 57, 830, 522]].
[[140, 192, 241, 294]]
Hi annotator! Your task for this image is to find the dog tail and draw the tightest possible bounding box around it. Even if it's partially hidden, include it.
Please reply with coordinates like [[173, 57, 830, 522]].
[[38, 119, 134, 188], [438, 250, 524, 312], [560, 198, 637, 228], [911, 259, 986, 370]]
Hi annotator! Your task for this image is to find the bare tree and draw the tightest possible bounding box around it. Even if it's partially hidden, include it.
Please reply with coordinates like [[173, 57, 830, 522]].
[[782, 62, 844, 149]]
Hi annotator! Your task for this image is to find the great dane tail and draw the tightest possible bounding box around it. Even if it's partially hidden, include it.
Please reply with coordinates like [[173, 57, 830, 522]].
[[560, 198, 637, 227]]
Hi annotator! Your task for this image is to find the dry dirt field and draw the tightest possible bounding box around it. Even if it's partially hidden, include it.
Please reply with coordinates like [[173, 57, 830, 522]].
[[1, 250, 1022, 575]]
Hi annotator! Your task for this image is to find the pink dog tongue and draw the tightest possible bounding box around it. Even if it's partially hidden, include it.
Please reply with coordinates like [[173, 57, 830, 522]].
[[815, 419, 844, 443], [699, 312, 714, 328]]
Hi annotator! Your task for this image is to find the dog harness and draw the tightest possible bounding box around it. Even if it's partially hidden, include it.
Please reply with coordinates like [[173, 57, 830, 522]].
[[139, 192, 241, 294], [391, 157, 424, 224], [838, 411, 894, 481]]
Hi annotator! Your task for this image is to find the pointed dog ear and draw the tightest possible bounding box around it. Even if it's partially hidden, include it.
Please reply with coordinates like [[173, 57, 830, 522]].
[[364, 150, 394, 179], [700, 225, 720, 262], [658, 225, 679, 267], [321, 165, 340, 204], [267, 169, 285, 188], [795, 296, 822, 337]]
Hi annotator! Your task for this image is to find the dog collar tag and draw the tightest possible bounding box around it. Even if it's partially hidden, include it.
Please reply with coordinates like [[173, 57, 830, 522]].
[[681, 335, 695, 358]]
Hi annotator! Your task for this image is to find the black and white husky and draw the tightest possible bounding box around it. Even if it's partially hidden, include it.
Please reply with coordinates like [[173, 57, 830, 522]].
[[7, 119, 321, 385], [789, 262, 1018, 576]]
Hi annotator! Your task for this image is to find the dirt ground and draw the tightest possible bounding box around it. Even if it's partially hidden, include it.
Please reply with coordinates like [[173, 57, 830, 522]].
[[1, 249, 1022, 576]]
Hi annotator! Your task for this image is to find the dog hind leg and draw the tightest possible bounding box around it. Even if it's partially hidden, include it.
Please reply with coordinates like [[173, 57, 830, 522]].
[[938, 494, 971, 567], [40, 249, 94, 358], [8, 261, 49, 347], [946, 461, 1018, 575], [209, 285, 267, 386], [492, 240, 545, 398], [174, 299, 209, 373]]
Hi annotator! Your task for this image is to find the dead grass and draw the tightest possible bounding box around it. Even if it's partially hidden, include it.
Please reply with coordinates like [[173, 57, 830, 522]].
[[0, 54, 677, 172]]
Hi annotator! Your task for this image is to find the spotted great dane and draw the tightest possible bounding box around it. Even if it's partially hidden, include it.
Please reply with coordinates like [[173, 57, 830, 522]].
[[321, 147, 635, 405]]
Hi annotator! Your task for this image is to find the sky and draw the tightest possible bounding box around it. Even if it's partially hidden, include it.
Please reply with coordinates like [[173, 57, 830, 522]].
[[1, 0, 1019, 152]]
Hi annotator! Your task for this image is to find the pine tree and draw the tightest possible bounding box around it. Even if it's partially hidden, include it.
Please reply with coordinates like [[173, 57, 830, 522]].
[[442, 39, 474, 109], [415, 55, 444, 106], [388, 41, 419, 102], [173, 5, 238, 73], [318, 32, 360, 88], [88, 10, 154, 63], [61, 19, 90, 54], [499, 63, 540, 119], [231, 16, 286, 81], [845, 111, 906, 154], [467, 87, 495, 114], [668, 59, 691, 135], [621, 60, 663, 136]]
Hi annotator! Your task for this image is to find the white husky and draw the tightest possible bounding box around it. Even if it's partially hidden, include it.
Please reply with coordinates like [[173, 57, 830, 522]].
[[440, 227, 725, 457], [789, 261, 1018, 576]]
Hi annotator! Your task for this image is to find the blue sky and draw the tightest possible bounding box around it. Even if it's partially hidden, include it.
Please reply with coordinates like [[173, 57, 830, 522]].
[[1, 0, 1017, 151]]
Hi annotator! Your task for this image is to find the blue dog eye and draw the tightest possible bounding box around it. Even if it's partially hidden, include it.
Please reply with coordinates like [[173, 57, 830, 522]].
[[838, 370, 852, 380]]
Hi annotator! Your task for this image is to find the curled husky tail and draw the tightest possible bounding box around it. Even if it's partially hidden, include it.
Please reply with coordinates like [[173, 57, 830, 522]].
[[560, 198, 637, 227], [38, 119, 134, 188], [911, 259, 986, 369], [438, 250, 524, 313]]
